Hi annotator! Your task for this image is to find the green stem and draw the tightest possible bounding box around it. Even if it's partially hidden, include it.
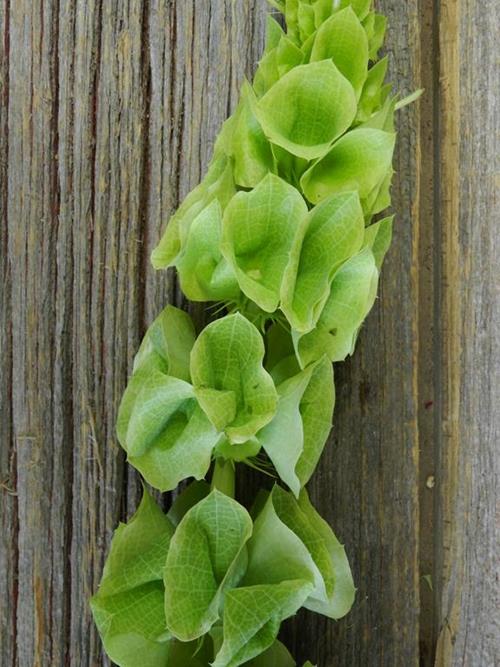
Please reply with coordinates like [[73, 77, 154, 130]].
[[211, 458, 236, 498]]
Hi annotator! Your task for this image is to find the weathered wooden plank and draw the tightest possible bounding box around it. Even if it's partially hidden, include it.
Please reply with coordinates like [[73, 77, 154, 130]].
[[0, 1, 17, 664], [5, 1, 74, 664], [434, 0, 499, 664], [69, 1, 148, 663], [416, 0, 439, 662]]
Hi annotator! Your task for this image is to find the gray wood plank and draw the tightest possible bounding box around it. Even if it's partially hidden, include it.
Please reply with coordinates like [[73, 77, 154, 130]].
[[0, 0, 17, 664], [6, 1, 72, 664], [69, 1, 148, 662], [434, 0, 500, 664]]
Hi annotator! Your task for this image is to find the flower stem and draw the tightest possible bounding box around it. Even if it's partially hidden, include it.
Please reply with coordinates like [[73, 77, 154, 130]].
[[211, 458, 235, 498]]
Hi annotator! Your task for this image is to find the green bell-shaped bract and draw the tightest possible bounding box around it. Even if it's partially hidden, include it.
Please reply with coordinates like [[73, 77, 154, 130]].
[[280, 190, 365, 333], [212, 485, 355, 666], [190, 313, 278, 444], [221, 174, 309, 313], [90, 490, 174, 667], [257, 356, 335, 497], [175, 200, 241, 303], [293, 247, 379, 367], [255, 60, 357, 161], [300, 127, 396, 209], [216, 82, 277, 189], [309, 7, 369, 99], [116, 307, 221, 492], [151, 154, 236, 270], [164, 490, 253, 642]]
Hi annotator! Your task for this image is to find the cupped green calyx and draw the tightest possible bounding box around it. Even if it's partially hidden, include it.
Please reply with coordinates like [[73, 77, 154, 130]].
[[309, 7, 369, 98], [151, 154, 235, 269], [190, 313, 278, 443], [258, 356, 334, 497], [127, 401, 220, 493], [364, 11, 387, 60], [256, 60, 357, 160], [164, 490, 252, 641], [213, 580, 312, 667], [270, 486, 355, 619], [213, 485, 354, 666], [221, 174, 308, 313], [338, 0, 372, 21], [175, 200, 240, 303], [222, 82, 277, 189], [90, 490, 174, 667], [363, 214, 394, 270], [247, 486, 355, 619], [301, 127, 396, 208], [116, 307, 220, 492], [281, 190, 365, 333], [253, 30, 304, 98], [294, 246, 379, 366], [356, 57, 389, 123], [118, 372, 195, 459], [132, 304, 196, 381]]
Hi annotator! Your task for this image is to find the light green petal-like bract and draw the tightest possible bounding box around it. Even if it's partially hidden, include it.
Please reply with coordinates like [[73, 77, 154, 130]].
[[253, 32, 304, 98], [118, 373, 219, 491], [309, 7, 369, 98], [117, 370, 195, 458], [364, 12, 387, 60], [117, 307, 220, 491], [272, 486, 355, 619], [221, 174, 308, 313], [258, 357, 334, 497], [151, 154, 236, 269], [132, 304, 196, 382], [212, 484, 355, 666], [356, 57, 389, 123], [226, 82, 276, 188], [338, 0, 371, 20], [164, 490, 253, 641], [300, 128, 395, 208], [190, 313, 278, 444], [363, 215, 394, 270], [296, 489, 356, 619], [294, 247, 379, 366], [127, 402, 220, 493], [90, 491, 174, 667], [281, 190, 365, 333], [213, 490, 316, 666], [256, 60, 357, 160], [212, 580, 312, 667], [294, 355, 335, 487], [176, 200, 240, 302]]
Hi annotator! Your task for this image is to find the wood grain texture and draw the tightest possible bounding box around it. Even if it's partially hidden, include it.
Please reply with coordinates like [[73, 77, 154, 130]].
[[433, 0, 500, 664], [0, 1, 497, 666]]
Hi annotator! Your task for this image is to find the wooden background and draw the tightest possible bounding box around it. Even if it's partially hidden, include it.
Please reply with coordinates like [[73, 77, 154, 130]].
[[0, 0, 498, 665]]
